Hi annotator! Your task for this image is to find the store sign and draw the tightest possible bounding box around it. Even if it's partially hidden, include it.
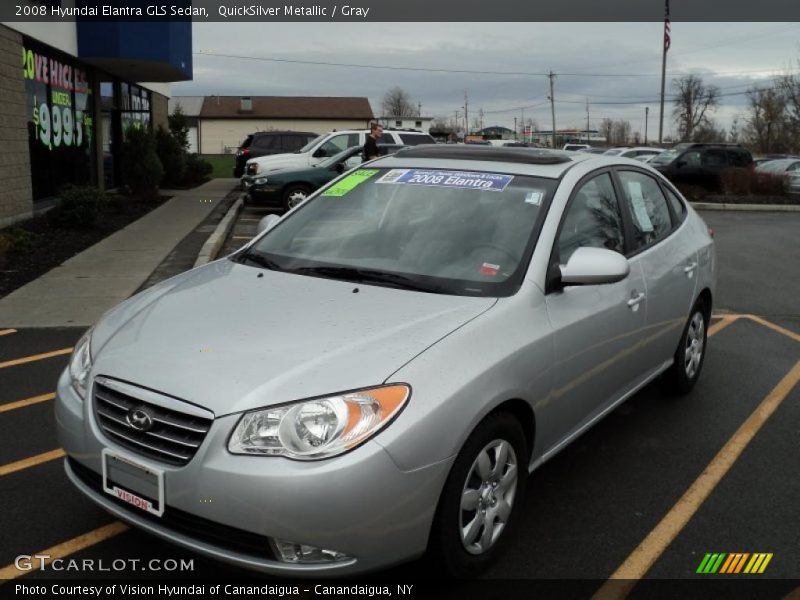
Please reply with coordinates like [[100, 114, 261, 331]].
[[22, 45, 94, 151]]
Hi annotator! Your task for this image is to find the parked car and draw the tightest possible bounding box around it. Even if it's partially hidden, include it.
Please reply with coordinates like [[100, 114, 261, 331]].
[[634, 153, 661, 164], [244, 144, 407, 211], [578, 147, 609, 154], [604, 147, 663, 160], [563, 143, 591, 151], [243, 129, 435, 180], [753, 153, 797, 167], [650, 143, 753, 190], [57, 146, 714, 578], [755, 157, 800, 194], [233, 131, 318, 178]]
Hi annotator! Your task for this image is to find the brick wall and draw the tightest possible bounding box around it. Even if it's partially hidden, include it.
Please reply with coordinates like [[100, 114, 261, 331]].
[[0, 25, 33, 228], [151, 91, 168, 131]]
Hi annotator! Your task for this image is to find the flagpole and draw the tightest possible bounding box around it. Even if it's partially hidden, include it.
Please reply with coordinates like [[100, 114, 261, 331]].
[[658, 0, 670, 144]]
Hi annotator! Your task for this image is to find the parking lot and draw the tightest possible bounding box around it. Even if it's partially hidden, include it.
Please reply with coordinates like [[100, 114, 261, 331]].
[[0, 209, 798, 591]]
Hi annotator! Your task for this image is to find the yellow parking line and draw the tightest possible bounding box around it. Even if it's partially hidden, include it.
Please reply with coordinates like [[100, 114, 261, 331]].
[[593, 360, 800, 599], [0, 347, 72, 369], [0, 392, 55, 413], [0, 522, 128, 580], [707, 315, 740, 337], [0, 449, 65, 476], [0, 329, 17, 336], [744, 315, 800, 344]]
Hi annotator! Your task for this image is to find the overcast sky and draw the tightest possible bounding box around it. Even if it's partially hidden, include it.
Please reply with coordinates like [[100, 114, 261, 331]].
[[172, 22, 800, 137]]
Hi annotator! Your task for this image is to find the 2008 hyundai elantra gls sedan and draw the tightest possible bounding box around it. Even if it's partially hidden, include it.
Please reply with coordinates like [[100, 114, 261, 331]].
[[56, 146, 715, 577]]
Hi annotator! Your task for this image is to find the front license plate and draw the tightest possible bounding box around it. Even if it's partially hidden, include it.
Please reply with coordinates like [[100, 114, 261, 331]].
[[102, 449, 164, 517]]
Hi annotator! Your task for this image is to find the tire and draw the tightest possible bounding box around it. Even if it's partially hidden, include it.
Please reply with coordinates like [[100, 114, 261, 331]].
[[282, 184, 311, 212], [663, 299, 709, 395], [428, 412, 528, 578]]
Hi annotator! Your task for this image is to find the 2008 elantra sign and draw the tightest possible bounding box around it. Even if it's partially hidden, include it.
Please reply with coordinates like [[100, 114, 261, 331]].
[[378, 169, 514, 191]]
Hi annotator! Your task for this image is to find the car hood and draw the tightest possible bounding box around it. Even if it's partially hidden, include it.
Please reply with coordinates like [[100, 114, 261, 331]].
[[249, 153, 311, 172], [91, 260, 496, 417]]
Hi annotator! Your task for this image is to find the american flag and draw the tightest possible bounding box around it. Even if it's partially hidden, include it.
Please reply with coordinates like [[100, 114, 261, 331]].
[[664, 0, 671, 52]]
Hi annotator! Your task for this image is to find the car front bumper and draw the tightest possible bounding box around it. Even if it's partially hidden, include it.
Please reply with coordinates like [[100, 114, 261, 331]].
[[55, 369, 451, 576]]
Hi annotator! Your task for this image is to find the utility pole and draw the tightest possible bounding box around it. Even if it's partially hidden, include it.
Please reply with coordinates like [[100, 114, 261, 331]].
[[548, 71, 557, 149], [586, 98, 590, 146], [454, 110, 460, 140], [479, 108, 484, 132], [464, 91, 469, 139], [658, 0, 670, 144], [521, 108, 525, 142], [514, 116, 518, 140], [645, 106, 649, 144], [418, 101, 422, 117]]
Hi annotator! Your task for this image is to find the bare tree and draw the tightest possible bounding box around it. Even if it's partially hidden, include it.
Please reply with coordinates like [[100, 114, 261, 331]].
[[742, 86, 790, 153], [728, 115, 740, 143], [611, 120, 632, 145], [672, 75, 720, 141], [381, 86, 416, 117], [692, 119, 728, 143], [776, 72, 800, 151], [599, 118, 614, 145]]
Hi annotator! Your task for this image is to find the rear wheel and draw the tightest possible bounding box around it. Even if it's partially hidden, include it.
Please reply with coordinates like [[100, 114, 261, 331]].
[[428, 412, 527, 578], [282, 185, 311, 212], [664, 299, 708, 395]]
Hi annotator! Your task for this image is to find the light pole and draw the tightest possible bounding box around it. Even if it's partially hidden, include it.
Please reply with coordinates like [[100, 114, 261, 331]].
[[645, 106, 650, 145]]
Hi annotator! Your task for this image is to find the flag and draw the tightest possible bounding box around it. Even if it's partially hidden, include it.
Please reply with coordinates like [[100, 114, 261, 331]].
[[664, 0, 671, 52]]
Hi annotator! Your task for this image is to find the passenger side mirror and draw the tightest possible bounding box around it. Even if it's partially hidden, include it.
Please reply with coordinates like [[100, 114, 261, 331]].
[[256, 214, 281, 235], [313, 148, 327, 158], [335, 162, 345, 173], [560, 247, 630, 285]]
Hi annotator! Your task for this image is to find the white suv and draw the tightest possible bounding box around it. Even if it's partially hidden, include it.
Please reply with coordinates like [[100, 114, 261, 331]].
[[243, 129, 435, 178]]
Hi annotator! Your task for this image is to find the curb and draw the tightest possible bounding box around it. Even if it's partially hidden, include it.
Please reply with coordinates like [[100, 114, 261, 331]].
[[194, 195, 243, 267], [691, 201, 800, 212]]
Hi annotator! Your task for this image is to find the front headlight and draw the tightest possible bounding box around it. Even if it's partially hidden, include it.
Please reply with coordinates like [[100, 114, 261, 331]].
[[228, 384, 410, 460], [253, 176, 269, 185], [68, 329, 93, 399]]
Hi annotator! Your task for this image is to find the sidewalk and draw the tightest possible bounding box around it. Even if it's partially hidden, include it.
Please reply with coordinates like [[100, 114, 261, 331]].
[[0, 179, 237, 328]]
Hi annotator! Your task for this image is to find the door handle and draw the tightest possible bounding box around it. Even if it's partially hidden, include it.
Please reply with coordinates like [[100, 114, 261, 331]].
[[627, 291, 645, 308], [683, 262, 697, 274]]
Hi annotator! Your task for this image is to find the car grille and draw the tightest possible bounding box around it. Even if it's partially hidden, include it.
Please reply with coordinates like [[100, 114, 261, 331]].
[[93, 381, 212, 466], [67, 458, 275, 559]]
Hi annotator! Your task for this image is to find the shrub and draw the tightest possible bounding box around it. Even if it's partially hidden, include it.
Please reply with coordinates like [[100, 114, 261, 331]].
[[719, 167, 752, 196], [121, 126, 163, 197], [155, 126, 186, 187], [183, 153, 213, 186], [751, 172, 788, 196], [168, 105, 190, 152], [1, 226, 38, 256], [50, 184, 107, 228]]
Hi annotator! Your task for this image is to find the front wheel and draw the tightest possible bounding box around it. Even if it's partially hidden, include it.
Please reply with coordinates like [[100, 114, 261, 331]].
[[428, 412, 528, 577], [664, 299, 708, 395], [282, 185, 311, 212]]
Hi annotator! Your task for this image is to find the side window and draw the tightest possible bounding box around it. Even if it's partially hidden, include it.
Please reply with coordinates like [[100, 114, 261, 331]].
[[318, 134, 356, 157], [253, 136, 277, 150], [726, 149, 748, 167], [557, 173, 625, 264], [618, 171, 673, 248], [681, 151, 701, 167], [703, 149, 727, 168], [788, 162, 800, 172], [282, 135, 304, 151], [399, 133, 431, 145], [664, 186, 686, 225], [379, 133, 395, 144]]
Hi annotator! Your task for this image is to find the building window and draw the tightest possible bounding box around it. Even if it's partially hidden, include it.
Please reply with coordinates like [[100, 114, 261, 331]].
[[416, 121, 422, 128], [22, 37, 96, 201], [121, 84, 151, 131], [395, 120, 402, 127]]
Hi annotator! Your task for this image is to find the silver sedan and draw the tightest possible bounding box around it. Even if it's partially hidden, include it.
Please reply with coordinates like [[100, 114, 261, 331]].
[[56, 146, 715, 577]]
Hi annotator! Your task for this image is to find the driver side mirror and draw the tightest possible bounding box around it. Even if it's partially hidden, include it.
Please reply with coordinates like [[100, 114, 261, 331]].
[[256, 214, 281, 235], [312, 148, 327, 158], [560, 247, 630, 286]]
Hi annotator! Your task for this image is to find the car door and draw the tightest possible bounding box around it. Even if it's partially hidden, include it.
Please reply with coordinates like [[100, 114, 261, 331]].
[[701, 148, 728, 189], [670, 149, 703, 187], [543, 171, 649, 450], [615, 169, 698, 372]]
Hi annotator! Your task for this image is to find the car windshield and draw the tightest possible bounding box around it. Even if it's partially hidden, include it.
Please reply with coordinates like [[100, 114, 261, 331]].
[[650, 148, 681, 165], [236, 167, 556, 296], [297, 134, 325, 153], [318, 147, 357, 168]]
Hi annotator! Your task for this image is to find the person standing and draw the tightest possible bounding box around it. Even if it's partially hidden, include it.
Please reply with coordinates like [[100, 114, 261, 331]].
[[363, 123, 383, 161]]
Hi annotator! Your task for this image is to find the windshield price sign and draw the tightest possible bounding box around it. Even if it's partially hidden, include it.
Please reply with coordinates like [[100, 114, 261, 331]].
[[378, 169, 514, 192]]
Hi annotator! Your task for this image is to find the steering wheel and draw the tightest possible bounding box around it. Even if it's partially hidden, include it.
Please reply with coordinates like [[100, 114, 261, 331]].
[[470, 243, 518, 264]]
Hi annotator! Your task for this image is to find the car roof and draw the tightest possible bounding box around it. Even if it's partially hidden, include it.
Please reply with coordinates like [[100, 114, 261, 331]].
[[371, 144, 643, 179], [252, 130, 316, 136]]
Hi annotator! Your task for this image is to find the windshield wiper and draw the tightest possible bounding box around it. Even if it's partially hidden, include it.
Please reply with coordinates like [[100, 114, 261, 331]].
[[235, 251, 284, 272], [294, 266, 444, 293]]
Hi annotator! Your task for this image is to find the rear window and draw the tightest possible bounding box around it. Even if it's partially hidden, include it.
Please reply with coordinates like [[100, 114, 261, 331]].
[[240, 135, 254, 149], [399, 134, 435, 146], [253, 135, 278, 150]]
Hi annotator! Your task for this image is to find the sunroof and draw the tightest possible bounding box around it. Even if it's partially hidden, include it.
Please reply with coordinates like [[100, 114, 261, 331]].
[[394, 145, 573, 165]]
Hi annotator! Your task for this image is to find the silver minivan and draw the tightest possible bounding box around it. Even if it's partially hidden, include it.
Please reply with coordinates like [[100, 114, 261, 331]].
[[57, 146, 715, 577]]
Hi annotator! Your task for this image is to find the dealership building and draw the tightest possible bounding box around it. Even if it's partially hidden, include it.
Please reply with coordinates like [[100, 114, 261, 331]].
[[0, 19, 192, 227]]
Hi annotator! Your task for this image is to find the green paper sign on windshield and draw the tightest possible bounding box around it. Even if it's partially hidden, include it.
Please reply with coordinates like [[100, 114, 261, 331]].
[[322, 169, 379, 197]]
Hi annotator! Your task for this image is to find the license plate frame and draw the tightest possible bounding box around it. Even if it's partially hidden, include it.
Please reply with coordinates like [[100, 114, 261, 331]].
[[101, 449, 164, 517]]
